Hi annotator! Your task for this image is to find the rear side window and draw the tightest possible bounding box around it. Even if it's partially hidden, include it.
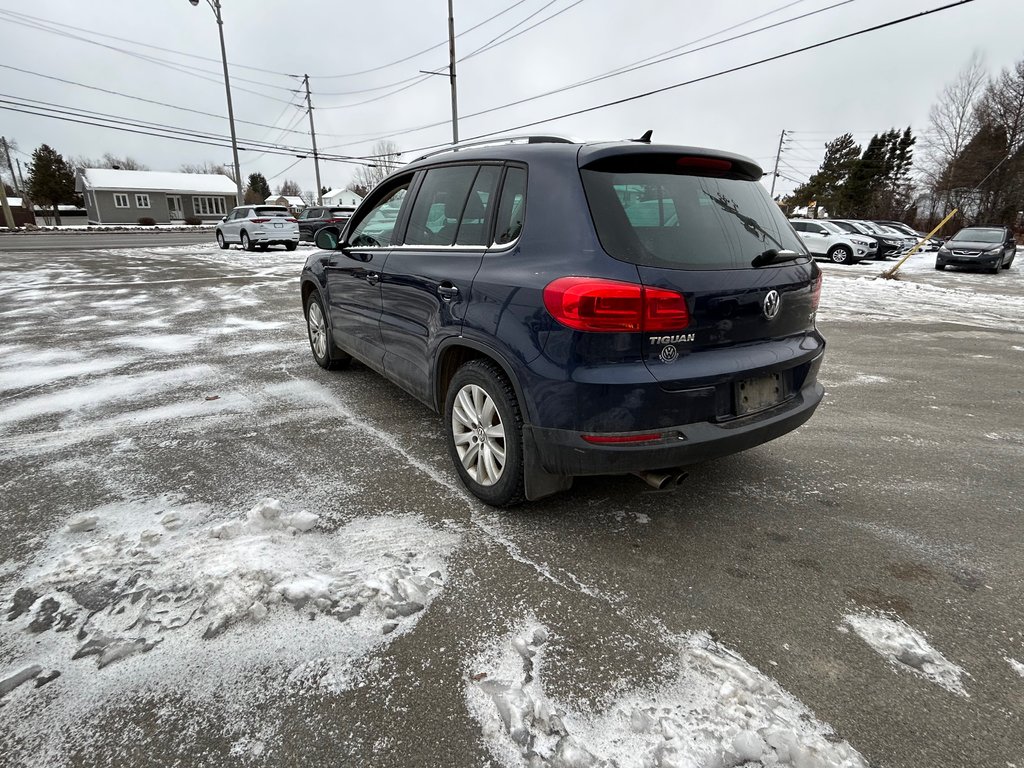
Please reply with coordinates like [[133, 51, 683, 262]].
[[494, 166, 527, 245], [581, 168, 805, 269]]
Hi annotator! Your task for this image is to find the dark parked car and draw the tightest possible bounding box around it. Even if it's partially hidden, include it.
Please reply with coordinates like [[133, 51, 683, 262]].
[[935, 226, 1016, 272], [300, 137, 825, 505], [296, 206, 354, 242], [873, 219, 941, 251], [830, 219, 904, 259]]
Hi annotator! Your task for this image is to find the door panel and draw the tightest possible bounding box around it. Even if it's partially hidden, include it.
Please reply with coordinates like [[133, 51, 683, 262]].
[[326, 249, 388, 372]]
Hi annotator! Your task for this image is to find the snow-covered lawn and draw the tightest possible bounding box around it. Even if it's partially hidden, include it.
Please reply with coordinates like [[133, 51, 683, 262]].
[[0, 244, 1020, 766]]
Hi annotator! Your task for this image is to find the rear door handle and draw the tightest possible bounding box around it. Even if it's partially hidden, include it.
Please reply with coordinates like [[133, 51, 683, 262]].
[[365, 271, 379, 286], [437, 283, 459, 301]]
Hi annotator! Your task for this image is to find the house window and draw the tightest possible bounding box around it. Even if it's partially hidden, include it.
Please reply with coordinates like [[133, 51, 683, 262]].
[[135, 194, 151, 208], [192, 196, 226, 216], [113, 193, 129, 208]]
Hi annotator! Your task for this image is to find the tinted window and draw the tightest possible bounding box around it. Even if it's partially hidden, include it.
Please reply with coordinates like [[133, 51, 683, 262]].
[[494, 166, 527, 245], [582, 170, 805, 269], [348, 183, 409, 248], [255, 206, 290, 217], [831, 221, 857, 233], [405, 166, 478, 247], [455, 166, 501, 246], [791, 221, 808, 232]]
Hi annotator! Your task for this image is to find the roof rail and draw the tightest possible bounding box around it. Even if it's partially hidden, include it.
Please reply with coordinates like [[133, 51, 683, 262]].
[[412, 135, 575, 162]]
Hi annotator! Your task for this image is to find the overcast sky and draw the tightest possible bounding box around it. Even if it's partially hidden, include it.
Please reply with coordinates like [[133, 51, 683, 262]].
[[1, 0, 1021, 198]]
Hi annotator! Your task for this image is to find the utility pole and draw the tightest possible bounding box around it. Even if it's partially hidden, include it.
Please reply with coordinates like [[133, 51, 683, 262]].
[[448, 0, 459, 145], [302, 74, 323, 206], [1, 137, 17, 193], [16, 159, 26, 192], [769, 129, 787, 198], [0, 183, 15, 229]]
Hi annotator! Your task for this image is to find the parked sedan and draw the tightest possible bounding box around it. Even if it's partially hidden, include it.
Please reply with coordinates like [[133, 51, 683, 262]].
[[296, 206, 354, 242], [873, 220, 941, 251], [790, 219, 876, 264], [830, 220, 904, 260], [935, 226, 1016, 272]]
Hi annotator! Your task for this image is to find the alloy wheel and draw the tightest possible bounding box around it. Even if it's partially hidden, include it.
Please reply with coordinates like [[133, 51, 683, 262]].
[[306, 301, 327, 360], [451, 384, 506, 486]]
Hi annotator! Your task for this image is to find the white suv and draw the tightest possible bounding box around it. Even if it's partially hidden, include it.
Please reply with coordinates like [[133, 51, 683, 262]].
[[790, 219, 876, 265], [216, 205, 300, 251]]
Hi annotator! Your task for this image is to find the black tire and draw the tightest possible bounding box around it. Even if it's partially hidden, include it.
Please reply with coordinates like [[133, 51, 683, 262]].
[[241, 231, 255, 251], [304, 293, 350, 370], [829, 245, 854, 265], [285, 241, 297, 251], [216, 231, 229, 250], [1005, 256, 1014, 270], [935, 263, 946, 270], [444, 359, 525, 507]]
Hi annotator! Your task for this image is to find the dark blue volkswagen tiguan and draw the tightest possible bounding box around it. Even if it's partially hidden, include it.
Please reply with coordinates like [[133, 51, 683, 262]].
[[300, 136, 824, 506]]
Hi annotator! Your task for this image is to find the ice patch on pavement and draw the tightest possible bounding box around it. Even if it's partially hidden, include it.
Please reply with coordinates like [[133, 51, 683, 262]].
[[107, 333, 202, 355], [0, 356, 135, 392], [0, 497, 459, 763], [842, 613, 968, 696], [467, 621, 866, 768], [1006, 658, 1024, 678]]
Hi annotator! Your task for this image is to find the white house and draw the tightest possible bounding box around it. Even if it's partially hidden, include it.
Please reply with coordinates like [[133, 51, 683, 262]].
[[77, 169, 237, 224], [265, 195, 306, 213], [322, 189, 363, 208]]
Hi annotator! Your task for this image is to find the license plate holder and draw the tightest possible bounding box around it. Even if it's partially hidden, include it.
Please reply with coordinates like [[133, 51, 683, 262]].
[[274, 222, 283, 228], [735, 373, 784, 416]]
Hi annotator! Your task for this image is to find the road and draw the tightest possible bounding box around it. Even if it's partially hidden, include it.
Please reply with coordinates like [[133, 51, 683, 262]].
[[0, 230, 212, 252], [0, 243, 1021, 767]]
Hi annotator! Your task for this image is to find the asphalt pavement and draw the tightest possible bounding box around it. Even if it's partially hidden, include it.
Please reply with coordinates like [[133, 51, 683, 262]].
[[0, 242, 1020, 767]]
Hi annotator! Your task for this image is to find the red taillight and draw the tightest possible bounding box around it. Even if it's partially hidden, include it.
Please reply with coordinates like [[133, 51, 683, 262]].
[[250, 218, 270, 223], [581, 433, 663, 444], [810, 272, 822, 312], [326, 218, 349, 223], [286, 217, 297, 223], [676, 156, 732, 172], [543, 277, 689, 333]]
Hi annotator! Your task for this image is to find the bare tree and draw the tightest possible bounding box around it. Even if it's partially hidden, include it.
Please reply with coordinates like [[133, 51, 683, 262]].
[[180, 161, 237, 183], [920, 53, 987, 215], [72, 153, 149, 172], [276, 179, 302, 197], [347, 140, 401, 197]]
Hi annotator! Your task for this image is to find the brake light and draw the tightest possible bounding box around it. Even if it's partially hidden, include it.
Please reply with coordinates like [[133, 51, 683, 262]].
[[543, 277, 689, 332], [676, 156, 732, 172], [286, 218, 297, 223], [250, 218, 270, 223], [581, 433, 663, 444], [810, 272, 822, 312]]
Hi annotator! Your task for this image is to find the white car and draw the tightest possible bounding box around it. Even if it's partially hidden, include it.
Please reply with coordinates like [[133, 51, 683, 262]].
[[789, 219, 876, 265], [216, 205, 299, 251]]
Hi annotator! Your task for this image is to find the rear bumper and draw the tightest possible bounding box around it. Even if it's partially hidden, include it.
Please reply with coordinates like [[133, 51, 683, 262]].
[[526, 379, 824, 476], [252, 228, 299, 243]]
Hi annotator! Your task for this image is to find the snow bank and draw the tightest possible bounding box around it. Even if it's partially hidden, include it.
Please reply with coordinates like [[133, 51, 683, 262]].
[[466, 621, 866, 768], [842, 613, 969, 697], [0, 498, 460, 764]]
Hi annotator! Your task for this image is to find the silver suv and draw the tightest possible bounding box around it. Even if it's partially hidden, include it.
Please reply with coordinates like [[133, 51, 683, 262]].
[[216, 205, 299, 251], [790, 219, 876, 265]]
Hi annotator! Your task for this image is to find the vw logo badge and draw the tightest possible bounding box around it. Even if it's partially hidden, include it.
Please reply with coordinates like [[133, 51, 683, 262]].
[[763, 289, 781, 320], [659, 345, 678, 363]]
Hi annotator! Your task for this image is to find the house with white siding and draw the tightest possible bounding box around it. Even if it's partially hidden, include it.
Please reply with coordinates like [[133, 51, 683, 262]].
[[77, 169, 237, 224]]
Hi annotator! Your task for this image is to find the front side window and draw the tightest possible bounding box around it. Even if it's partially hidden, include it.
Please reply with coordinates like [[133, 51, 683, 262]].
[[135, 194, 151, 208], [405, 165, 479, 247], [113, 193, 129, 208], [347, 181, 410, 248], [582, 166, 806, 269]]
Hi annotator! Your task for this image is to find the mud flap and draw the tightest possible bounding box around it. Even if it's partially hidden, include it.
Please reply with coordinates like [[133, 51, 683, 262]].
[[523, 426, 573, 501]]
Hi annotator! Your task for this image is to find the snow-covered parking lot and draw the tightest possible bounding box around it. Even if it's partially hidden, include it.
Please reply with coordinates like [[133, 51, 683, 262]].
[[0, 242, 1021, 767]]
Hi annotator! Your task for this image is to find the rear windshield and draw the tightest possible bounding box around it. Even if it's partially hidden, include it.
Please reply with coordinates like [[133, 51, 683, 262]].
[[581, 169, 806, 269], [255, 207, 290, 217], [951, 228, 1004, 243], [328, 208, 352, 217]]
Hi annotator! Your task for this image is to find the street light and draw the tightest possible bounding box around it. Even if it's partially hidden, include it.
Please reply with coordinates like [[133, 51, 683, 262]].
[[189, 0, 243, 205]]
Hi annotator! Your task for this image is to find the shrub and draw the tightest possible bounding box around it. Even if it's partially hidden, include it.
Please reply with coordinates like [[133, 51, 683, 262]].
[[137, 216, 157, 226], [183, 215, 202, 226]]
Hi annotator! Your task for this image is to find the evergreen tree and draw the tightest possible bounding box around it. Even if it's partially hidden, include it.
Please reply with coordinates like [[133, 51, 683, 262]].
[[27, 144, 76, 225], [789, 133, 861, 214], [244, 172, 272, 205]]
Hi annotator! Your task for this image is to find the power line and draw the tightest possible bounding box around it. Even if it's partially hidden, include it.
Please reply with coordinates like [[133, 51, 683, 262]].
[[390, 0, 976, 159]]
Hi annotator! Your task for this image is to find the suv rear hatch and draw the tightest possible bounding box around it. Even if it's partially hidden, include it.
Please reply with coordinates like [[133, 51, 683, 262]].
[[580, 148, 821, 415]]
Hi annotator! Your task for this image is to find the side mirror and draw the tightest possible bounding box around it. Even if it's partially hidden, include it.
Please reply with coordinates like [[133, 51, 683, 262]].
[[315, 228, 340, 250], [818, 229, 829, 236], [220, 216, 227, 223]]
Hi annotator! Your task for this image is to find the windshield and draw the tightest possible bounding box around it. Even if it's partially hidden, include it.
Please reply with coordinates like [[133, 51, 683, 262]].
[[581, 170, 806, 269], [857, 221, 883, 234], [831, 221, 858, 234], [255, 207, 290, 217], [951, 228, 1004, 243], [818, 221, 844, 235]]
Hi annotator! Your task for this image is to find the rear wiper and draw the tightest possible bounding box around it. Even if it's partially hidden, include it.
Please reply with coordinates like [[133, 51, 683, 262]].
[[751, 249, 802, 267]]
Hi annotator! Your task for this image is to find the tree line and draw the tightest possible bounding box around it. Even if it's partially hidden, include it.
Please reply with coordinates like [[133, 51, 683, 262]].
[[785, 53, 1024, 232]]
